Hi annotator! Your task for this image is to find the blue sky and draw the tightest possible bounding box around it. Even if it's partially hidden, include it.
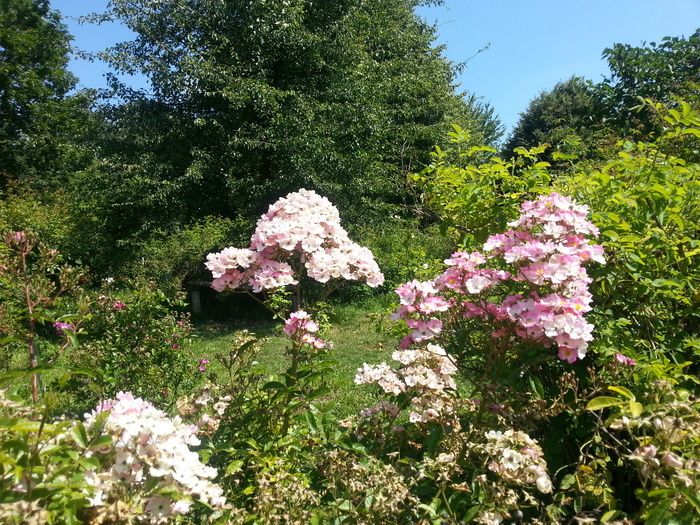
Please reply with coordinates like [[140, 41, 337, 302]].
[[54, 0, 700, 134]]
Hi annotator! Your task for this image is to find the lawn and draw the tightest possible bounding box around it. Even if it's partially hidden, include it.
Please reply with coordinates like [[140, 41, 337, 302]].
[[189, 295, 398, 419]]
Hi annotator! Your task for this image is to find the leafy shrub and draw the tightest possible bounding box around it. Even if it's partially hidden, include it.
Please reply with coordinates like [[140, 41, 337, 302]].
[[350, 192, 699, 523], [59, 286, 199, 413], [0, 389, 226, 524], [555, 101, 700, 374], [0, 390, 99, 524], [418, 101, 700, 379], [351, 220, 451, 292], [128, 216, 248, 296], [413, 124, 552, 247], [0, 191, 75, 260], [584, 381, 700, 523], [0, 231, 85, 401]]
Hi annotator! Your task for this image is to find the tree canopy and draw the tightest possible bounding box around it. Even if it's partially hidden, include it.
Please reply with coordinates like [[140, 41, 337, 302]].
[[504, 30, 700, 164], [502, 76, 606, 162], [0, 0, 93, 188], [82, 0, 497, 239]]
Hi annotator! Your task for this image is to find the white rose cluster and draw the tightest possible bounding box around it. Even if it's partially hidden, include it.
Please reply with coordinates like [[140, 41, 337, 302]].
[[355, 343, 459, 425], [84, 392, 225, 523], [482, 429, 552, 494]]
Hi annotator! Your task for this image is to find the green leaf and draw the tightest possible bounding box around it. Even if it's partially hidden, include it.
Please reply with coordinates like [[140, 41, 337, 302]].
[[463, 505, 481, 522], [586, 396, 625, 411], [89, 435, 112, 450], [602, 230, 620, 241], [262, 381, 286, 391], [529, 376, 545, 399], [601, 510, 621, 523], [226, 460, 244, 475], [678, 488, 700, 514], [608, 385, 635, 400], [71, 423, 89, 449], [304, 411, 319, 434], [629, 401, 644, 417], [0, 335, 21, 346], [645, 498, 673, 525]]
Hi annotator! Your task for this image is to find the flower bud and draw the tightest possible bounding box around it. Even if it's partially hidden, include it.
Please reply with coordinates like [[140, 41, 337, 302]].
[[638, 444, 657, 458], [662, 452, 684, 469], [536, 475, 553, 493]]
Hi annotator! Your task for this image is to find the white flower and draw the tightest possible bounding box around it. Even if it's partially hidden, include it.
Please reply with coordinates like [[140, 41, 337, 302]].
[[213, 401, 229, 416], [536, 475, 553, 493], [437, 452, 455, 463], [84, 392, 226, 518], [500, 448, 524, 470]]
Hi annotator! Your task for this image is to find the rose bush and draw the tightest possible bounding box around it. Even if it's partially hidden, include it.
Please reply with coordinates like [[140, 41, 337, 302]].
[[1, 177, 698, 523]]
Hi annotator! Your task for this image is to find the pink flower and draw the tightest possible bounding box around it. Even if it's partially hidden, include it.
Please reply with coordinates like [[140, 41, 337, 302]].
[[557, 346, 580, 364], [662, 452, 684, 469], [284, 310, 328, 349], [390, 192, 604, 365], [8, 231, 27, 244], [206, 189, 384, 292], [112, 301, 126, 310], [615, 353, 636, 366], [54, 321, 75, 334]]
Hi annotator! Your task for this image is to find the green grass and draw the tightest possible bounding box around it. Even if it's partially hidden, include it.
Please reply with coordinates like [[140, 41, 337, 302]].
[[189, 295, 397, 419]]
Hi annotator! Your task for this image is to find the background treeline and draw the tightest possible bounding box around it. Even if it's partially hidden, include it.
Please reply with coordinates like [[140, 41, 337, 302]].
[[2, 0, 695, 298], [3, 0, 502, 291]]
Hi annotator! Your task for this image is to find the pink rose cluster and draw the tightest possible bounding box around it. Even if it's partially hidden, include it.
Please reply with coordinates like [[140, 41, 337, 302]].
[[393, 193, 605, 363], [355, 343, 459, 425], [83, 392, 225, 521], [206, 189, 384, 292], [283, 310, 328, 349]]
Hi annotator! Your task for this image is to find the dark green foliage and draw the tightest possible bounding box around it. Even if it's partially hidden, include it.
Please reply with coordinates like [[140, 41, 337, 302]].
[[127, 216, 249, 296], [600, 29, 700, 135], [58, 287, 199, 413], [353, 220, 452, 291], [416, 125, 552, 246], [0, 190, 74, 253], [0, 0, 95, 188], [556, 101, 700, 376], [78, 0, 497, 263], [503, 76, 610, 165], [504, 32, 700, 166]]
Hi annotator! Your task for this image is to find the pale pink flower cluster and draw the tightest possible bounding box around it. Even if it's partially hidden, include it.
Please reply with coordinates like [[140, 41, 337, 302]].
[[482, 429, 552, 494], [206, 189, 384, 292], [355, 344, 458, 424], [83, 392, 225, 522], [392, 280, 450, 349], [393, 193, 604, 363], [283, 310, 328, 349]]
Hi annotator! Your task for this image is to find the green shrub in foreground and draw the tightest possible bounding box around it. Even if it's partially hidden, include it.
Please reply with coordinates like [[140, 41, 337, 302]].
[[58, 285, 198, 413]]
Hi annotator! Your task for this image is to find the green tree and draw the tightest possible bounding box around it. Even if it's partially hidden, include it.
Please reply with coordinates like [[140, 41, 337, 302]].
[[503, 76, 610, 166], [599, 29, 700, 135], [0, 0, 94, 188], [75, 0, 499, 274], [504, 31, 700, 166]]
